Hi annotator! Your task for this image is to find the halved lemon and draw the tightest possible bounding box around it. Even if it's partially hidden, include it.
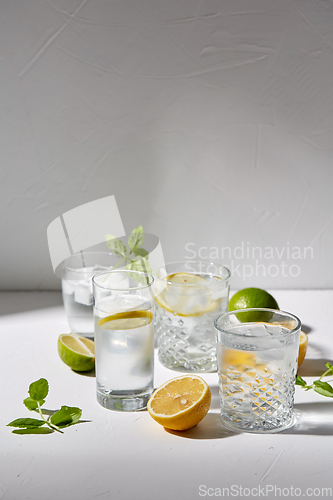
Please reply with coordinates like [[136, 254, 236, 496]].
[[147, 375, 211, 431], [155, 272, 219, 317], [98, 310, 153, 330], [298, 331, 308, 368], [58, 333, 95, 372]]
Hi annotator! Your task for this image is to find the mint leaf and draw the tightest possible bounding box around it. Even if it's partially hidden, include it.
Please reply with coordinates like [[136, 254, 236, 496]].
[[325, 362, 333, 373], [13, 428, 54, 435], [128, 225, 144, 251], [313, 380, 333, 397], [7, 418, 46, 428], [8, 378, 87, 436], [23, 396, 43, 411], [29, 378, 48, 403], [105, 235, 127, 257], [131, 257, 152, 275], [295, 375, 307, 387], [50, 406, 82, 428], [124, 259, 151, 285], [133, 248, 148, 258]]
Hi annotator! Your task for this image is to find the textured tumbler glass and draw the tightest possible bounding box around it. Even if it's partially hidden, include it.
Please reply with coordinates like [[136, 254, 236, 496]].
[[154, 261, 230, 372], [93, 270, 155, 411], [215, 308, 301, 433]]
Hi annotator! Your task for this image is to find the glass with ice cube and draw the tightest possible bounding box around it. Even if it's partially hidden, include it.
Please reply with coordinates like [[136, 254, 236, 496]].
[[93, 270, 155, 411], [215, 308, 301, 433], [61, 252, 114, 337], [154, 261, 230, 372]]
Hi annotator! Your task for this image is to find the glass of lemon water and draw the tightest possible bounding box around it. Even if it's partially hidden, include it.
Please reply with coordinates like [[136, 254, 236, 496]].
[[154, 261, 230, 372], [93, 270, 155, 411], [215, 308, 301, 433]]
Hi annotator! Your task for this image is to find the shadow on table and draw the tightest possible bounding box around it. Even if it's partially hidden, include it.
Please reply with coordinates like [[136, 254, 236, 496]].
[[298, 358, 333, 377], [0, 291, 63, 316], [282, 402, 333, 435], [301, 324, 312, 334], [165, 412, 237, 440]]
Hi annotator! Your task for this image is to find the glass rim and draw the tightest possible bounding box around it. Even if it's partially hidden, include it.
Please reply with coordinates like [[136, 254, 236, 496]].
[[62, 251, 114, 272], [92, 270, 154, 291], [153, 260, 231, 286], [214, 308, 301, 337]]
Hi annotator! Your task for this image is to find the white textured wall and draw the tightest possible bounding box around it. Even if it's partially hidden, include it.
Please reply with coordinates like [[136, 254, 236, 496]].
[[1, 0, 333, 290]]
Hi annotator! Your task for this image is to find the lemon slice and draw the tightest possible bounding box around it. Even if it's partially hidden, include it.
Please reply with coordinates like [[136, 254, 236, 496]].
[[58, 333, 95, 372], [147, 375, 211, 431], [98, 310, 153, 330], [155, 272, 219, 317], [298, 331, 308, 368], [223, 349, 257, 368]]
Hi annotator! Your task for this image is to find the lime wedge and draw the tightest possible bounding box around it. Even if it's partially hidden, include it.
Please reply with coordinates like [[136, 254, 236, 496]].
[[58, 333, 95, 372], [98, 310, 153, 330]]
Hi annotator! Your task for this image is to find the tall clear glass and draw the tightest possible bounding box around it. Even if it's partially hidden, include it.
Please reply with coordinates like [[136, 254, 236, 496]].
[[93, 270, 155, 411], [215, 308, 301, 433], [62, 251, 114, 337], [154, 261, 230, 372]]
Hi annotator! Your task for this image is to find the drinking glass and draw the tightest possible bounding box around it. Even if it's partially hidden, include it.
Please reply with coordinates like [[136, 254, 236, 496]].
[[93, 270, 155, 411], [154, 261, 230, 372], [61, 251, 114, 337], [215, 308, 301, 433]]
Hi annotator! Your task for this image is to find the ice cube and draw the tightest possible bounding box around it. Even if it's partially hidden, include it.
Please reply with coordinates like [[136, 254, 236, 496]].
[[248, 324, 270, 337], [61, 279, 80, 295], [74, 281, 93, 306]]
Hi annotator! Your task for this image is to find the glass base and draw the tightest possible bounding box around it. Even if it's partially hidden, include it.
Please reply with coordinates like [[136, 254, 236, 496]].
[[97, 388, 153, 412], [221, 413, 295, 434]]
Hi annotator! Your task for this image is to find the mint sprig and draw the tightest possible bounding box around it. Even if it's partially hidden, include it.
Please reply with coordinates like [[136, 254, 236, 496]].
[[296, 362, 333, 397], [105, 225, 152, 284], [7, 378, 84, 435]]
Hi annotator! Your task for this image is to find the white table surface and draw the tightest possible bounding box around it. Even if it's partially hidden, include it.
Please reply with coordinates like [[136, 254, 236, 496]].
[[1, 290, 333, 500]]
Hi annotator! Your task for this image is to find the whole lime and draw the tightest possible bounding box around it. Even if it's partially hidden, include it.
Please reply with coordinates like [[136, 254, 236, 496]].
[[228, 288, 279, 323]]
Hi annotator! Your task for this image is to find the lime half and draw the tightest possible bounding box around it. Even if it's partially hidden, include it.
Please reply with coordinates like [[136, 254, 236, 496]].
[[58, 333, 95, 372]]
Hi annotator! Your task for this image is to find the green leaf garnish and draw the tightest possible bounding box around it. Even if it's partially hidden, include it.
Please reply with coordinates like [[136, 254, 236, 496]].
[[132, 247, 148, 258], [7, 379, 86, 435], [128, 225, 144, 251], [313, 380, 333, 397], [104, 226, 151, 285], [7, 418, 46, 428], [13, 428, 54, 435], [23, 396, 42, 410], [105, 235, 127, 257], [296, 363, 333, 398], [50, 406, 82, 428], [295, 375, 307, 387], [29, 378, 49, 402]]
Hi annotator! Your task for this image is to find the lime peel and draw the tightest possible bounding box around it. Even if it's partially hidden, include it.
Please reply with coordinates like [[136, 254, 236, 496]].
[[58, 333, 95, 372]]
